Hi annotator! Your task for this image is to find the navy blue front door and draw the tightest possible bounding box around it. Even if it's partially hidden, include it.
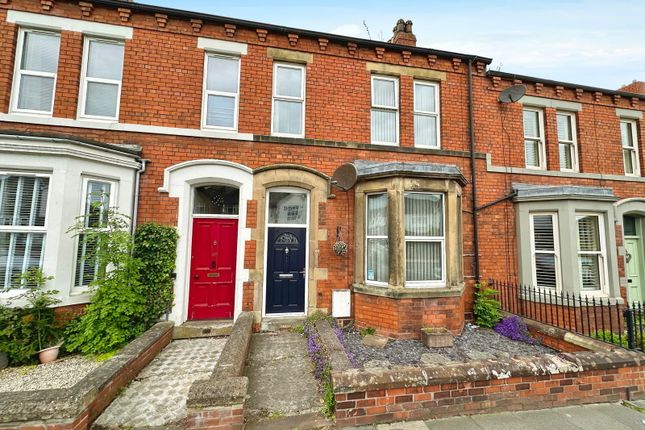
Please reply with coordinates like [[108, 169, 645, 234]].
[[266, 227, 306, 314]]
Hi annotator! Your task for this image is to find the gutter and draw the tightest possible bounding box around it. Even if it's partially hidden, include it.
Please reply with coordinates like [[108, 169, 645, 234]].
[[89, 0, 491, 64], [467, 58, 480, 283]]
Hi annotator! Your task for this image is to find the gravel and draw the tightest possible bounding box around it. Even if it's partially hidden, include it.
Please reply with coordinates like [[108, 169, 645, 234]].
[[344, 323, 556, 368], [0, 355, 103, 392]]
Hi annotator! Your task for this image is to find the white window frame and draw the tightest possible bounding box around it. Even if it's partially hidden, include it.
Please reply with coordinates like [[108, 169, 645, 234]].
[[404, 192, 445, 288], [71, 176, 117, 292], [523, 107, 547, 170], [576, 213, 609, 296], [10, 28, 60, 116], [621, 119, 640, 177], [271, 62, 306, 138], [529, 212, 562, 292], [365, 192, 388, 287], [371, 75, 399, 146], [556, 111, 579, 172], [0, 172, 51, 290], [77, 36, 125, 121], [201, 52, 241, 131], [413, 80, 440, 149]]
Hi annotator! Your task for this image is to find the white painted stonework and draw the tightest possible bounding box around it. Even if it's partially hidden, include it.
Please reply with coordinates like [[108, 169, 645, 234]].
[[159, 159, 253, 324], [0, 135, 140, 306]]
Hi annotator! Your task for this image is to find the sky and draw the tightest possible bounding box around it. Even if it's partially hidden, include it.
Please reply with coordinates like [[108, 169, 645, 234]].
[[139, 0, 645, 90]]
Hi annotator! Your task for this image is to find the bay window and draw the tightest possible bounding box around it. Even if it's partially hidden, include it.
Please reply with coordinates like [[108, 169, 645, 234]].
[[0, 174, 49, 289], [523, 108, 546, 169], [530, 213, 560, 290], [413, 81, 440, 148], [371, 75, 399, 145], [621, 119, 640, 176], [203, 53, 240, 130], [404, 193, 444, 285], [74, 179, 115, 289], [557, 112, 578, 172], [272, 63, 305, 137], [79, 38, 124, 120], [12, 29, 60, 114], [365, 193, 388, 284], [576, 214, 607, 292]]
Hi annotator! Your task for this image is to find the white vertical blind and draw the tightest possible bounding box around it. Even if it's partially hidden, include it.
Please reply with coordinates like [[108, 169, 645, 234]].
[[272, 64, 304, 136], [523, 109, 544, 168], [74, 180, 111, 288], [414, 82, 439, 148], [205, 55, 240, 129], [577, 215, 603, 291], [557, 112, 577, 171], [371, 76, 398, 145], [621, 120, 639, 175], [0, 175, 49, 289], [531, 214, 559, 289], [15, 30, 60, 113], [404, 193, 444, 284], [366, 193, 388, 284], [82, 39, 124, 119]]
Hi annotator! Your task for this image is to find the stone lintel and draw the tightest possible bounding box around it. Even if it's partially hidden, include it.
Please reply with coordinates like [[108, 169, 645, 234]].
[[353, 282, 465, 299], [267, 47, 313, 64], [366, 62, 446, 81]]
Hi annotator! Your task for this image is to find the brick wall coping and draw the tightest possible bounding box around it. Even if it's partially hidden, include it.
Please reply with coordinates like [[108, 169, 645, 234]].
[[315, 320, 354, 372], [331, 349, 645, 394], [0, 321, 174, 424], [187, 312, 253, 409], [514, 314, 616, 353], [353, 283, 465, 299]]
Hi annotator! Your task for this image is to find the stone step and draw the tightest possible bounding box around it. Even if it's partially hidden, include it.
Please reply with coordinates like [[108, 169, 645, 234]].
[[260, 317, 306, 332], [245, 412, 333, 430], [172, 320, 233, 339]]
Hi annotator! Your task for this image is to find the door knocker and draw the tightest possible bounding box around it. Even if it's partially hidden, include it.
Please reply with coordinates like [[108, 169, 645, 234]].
[[626, 251, 633, 264]]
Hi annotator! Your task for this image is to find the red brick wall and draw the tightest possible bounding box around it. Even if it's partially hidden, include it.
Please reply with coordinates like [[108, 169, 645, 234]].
[[335, 366, 645, 427], [0, 0, 644, 332], [354, 292, 464, 339], [185, 405, 244, 430]]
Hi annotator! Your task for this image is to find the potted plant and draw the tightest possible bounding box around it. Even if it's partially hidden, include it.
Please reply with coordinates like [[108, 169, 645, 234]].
[[421, 327, 454, 348], [17, 268, 62, 364]]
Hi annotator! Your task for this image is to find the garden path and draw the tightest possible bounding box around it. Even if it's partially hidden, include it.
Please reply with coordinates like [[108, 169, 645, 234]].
[[93, 337, 227, 429], [244, 331, 330, 429]]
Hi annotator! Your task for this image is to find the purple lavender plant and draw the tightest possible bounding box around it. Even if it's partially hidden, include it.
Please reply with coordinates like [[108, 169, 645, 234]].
[[494, 315, 537, 345], [333, 325, 358, 368]]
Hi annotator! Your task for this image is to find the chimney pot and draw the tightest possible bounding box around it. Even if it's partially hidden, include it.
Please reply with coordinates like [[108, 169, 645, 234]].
[[390, 18, 416, 47]]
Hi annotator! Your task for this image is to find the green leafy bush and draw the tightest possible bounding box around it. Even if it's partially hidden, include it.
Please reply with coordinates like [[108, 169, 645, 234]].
[[359, 327, 376, 337], [133, 223, 179, 328], [473, 282, 501, 328], [65, 210, 147, 355], [592, 330, 629, 348]]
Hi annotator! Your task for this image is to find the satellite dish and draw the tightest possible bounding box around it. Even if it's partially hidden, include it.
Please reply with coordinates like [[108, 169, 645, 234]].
[[331, 163, 358, 191], [498, 84, 526, 103]]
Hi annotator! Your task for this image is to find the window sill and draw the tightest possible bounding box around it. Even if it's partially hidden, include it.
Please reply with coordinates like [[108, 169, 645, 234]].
[[353, 282, 464, 299]]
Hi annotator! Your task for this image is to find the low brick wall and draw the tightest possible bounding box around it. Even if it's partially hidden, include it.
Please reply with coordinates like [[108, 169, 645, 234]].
[[186, 312, 254, 430], [0, 321, 174, 430], [354, 292, 464, 339], [332, 350, 645, 427]]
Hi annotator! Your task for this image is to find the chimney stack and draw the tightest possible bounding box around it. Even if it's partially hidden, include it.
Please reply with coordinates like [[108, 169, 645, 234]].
[[389, 19, 416, 47], [619, 80, 645, 95]]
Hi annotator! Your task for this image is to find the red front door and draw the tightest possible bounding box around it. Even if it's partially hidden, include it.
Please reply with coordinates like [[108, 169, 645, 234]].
[[188, 218, 238, 320]]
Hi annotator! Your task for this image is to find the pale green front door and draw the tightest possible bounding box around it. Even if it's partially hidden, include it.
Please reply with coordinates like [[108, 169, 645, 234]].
[[626, 238, 643, 303]]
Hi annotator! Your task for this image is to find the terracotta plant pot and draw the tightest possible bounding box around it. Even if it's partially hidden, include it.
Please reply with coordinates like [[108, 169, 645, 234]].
[[421, 327, 454, 348], [38, 346, 60, 364], [0, 351, 7, 369]]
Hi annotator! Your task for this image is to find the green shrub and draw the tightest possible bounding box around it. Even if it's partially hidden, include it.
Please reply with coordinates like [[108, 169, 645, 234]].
[[473, 282, 501, 328], [359, 327, 376, 337], [592, 330, 629, 348], [133, 223, 179, 328], [65, 210, 147, 355]]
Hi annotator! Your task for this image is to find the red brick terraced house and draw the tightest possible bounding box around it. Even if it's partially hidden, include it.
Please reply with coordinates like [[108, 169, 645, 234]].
[[0, 0, 644, 339]]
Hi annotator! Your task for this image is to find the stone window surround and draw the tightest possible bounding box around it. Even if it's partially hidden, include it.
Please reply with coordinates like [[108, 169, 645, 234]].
[[353, 176, 464, 299], [516, 199, 620, 299]]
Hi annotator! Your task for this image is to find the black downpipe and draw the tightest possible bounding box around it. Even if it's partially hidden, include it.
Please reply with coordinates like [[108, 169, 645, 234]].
[[467, 59, 480, 283]]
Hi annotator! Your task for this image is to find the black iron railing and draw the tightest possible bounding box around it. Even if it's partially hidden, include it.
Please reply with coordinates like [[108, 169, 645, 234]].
[[489, 280, 645, 351]]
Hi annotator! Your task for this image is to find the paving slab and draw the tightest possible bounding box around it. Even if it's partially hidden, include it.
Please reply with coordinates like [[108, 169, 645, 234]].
[[245, 331, 322, 419], [93, 337, 226, 429]]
